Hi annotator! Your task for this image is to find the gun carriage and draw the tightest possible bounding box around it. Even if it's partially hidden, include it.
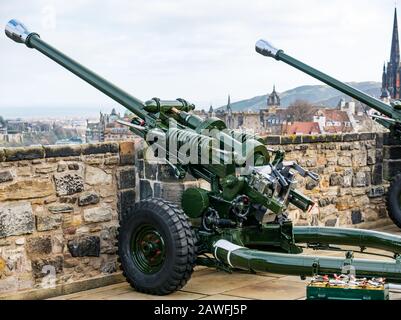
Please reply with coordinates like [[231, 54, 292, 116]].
[[6, 19, 401, 296]]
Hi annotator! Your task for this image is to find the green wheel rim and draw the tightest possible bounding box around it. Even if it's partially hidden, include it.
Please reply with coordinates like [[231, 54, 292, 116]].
[[131, 225, 166, 274]]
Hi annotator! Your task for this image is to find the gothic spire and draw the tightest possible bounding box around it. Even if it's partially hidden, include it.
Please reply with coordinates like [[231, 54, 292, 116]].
[[226, 94, 231, 112], [390, 7, 400, 66]]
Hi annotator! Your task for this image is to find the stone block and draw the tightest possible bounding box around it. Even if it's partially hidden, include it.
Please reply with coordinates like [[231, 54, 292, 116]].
[[0, 201, 34, 238], [264, 135, 280, 145], [31, 256, 63, 279], [53, 172, 84, 196], [329, 173, 342, 186], [302, 135, 326, 143], [351, 210, 363, 224], [281, 135, 302, 144], [367, 150, 376, 165], [85, 166, 112, 186], [119, 141, 135, 165], [352, 152, 367, 167], [100, 225, 118, 254], [0, 179, 54, 201], [78, 191, 100, 206], [59, 196, 77, 204], [48, 203, 74, 213], [104, 155, 119, 165], [368, 186, 385, 198], [383, 159, 401, 180], [0, 170, 13, 183], [83, 206, 113, 223], [325, 218, 338, 227], [144, 161, 158, 180], [82, 143, 119, 155], [383, 145, 401, 160], [0, 257, 5, 275], [118, 190, 135, 221], [363, 208, 379, 222], [359, 132, 375, 141], [139, 179, 153, 200], [160, 182, 185, 203], [137, 159, 144, 179], [157, 163, 177, 182], [352, 172, 369, 187], [376, 132, 384, 148], [343, 133, 359, 142], [383, 132, 400, 145], [101, 261, 117, 274], [35, 165, 56, 174], [67, 235, 100, 257], [26, 235, 52, 255], [118, 167, 135, 189], [44, 145, 82, 158], [4, 146, 45, 161], [338, 156, 352, 167], [372, 164, 383, 184], [324, 134, 343, 142], [68, 163, 80, 170], [36, 214, 63, 232]]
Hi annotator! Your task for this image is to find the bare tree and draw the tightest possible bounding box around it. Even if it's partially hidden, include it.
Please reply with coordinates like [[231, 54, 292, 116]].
[[286, 100, 318, 122]]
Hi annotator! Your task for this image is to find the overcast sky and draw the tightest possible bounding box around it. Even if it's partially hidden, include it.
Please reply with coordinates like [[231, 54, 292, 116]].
[[0, 0, 398, 118]]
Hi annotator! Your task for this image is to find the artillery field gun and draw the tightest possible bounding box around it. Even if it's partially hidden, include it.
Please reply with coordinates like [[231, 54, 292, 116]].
[[6, 19, 401, 297], [256, 39, 401, 229]]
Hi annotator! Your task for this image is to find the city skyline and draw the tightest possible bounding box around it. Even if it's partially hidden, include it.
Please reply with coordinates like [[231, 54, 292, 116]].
[[0, 0, 398, 118]]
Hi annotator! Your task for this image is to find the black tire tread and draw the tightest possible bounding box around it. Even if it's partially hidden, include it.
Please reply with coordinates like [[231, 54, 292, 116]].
[[386, 173, 401, 228], [117, 198, 196, 295]]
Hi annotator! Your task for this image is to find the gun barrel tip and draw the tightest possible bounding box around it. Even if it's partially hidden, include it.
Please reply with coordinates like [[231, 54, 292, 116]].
[[255, 39, 280, 58], [5, 19, 32, 44]]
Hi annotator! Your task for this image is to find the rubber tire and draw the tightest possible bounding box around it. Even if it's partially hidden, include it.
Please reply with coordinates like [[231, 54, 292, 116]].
[[386, 173, 401, 228], [117, 198, 196, 295]]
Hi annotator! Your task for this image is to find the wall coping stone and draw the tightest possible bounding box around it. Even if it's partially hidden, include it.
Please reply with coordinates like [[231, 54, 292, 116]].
[[263, 132, 381, 145], [0, 142, 120, 162]]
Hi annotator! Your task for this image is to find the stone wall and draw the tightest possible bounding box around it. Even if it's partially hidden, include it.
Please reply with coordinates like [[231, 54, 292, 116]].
[[0, 142, 136, 298], [264, 133, 389, 227]]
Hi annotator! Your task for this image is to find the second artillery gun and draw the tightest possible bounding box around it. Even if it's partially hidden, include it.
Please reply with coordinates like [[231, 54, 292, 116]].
[[7, 19, 401, 296], [256, 39, 401, 229]]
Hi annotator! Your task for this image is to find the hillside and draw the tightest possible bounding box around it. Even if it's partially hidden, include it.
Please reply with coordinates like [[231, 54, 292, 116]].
[[218, 81, 381, 112]]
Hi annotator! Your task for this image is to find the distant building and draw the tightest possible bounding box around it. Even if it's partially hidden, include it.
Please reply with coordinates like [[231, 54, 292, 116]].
[[381, 8, 401, 99], [56, 137, 83, 145], [283, 122, 321, 135], [212, 87, 287, 135], [313, 108, 352, 133], [86, 108, 136, 143], [260, 86, 289, 134]]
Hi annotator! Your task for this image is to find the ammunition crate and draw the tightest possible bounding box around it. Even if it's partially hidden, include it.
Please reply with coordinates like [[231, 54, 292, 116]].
[[306, 283, 389, 300]]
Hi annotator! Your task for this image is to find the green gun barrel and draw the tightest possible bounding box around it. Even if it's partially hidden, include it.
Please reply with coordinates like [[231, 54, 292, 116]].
[[214, 239, 401, 283], [5, 19, 149, 122], [255, 39, 401, 119]]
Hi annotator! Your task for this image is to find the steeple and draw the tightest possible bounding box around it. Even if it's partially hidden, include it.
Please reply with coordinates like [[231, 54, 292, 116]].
[[226, 94, 232, 112], [383, 8, 401, 99], [390, 8, 400, 66], [267, 85, 280, 107]]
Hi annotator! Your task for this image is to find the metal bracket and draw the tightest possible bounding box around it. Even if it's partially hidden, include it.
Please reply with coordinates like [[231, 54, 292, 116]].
[[312, 259, 320, 276], [341, 251, 355, 276]]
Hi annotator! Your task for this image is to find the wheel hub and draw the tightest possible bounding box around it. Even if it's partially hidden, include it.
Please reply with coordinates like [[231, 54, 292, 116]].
[[131, 225, 166, 274]]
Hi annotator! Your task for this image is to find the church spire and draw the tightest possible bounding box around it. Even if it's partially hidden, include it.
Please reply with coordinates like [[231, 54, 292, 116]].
[[390, 7, 400, 66]]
